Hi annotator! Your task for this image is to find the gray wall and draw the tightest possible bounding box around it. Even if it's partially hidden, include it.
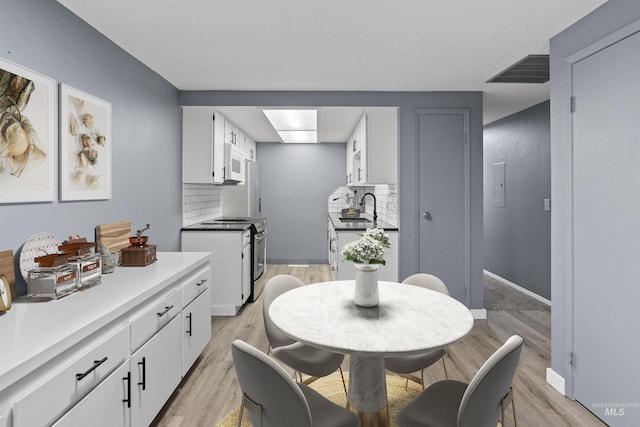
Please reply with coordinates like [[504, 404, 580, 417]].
[[550, 0, 640, 392], [180, 91, 485, 309], [258, 142, 345, 264], [2, 0, 182, 295], [483, 101, 551, 299]]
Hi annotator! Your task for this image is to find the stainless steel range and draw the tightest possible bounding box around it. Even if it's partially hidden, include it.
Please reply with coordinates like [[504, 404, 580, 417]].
[[199, 216, 266, 302]]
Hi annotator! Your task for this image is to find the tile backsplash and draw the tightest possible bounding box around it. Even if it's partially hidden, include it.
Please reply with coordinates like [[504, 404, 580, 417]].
[[184, 183, 398, 228], [328, 184, 397, 227], [183, 184, 223, 226]]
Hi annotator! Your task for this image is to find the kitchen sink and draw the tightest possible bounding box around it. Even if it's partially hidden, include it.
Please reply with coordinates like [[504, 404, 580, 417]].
[[339, 217, 371, 222]]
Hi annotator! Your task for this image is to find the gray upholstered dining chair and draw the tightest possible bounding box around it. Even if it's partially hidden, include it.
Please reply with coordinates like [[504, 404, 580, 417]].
[[231, 340, 361, 427], [396, 335, 524, 427], [262, 274, 347, 396], [385, 273, 450, 389]]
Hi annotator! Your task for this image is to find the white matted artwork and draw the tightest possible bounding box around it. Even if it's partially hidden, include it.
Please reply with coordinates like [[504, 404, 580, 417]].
[[0, 57, 56, 203], [59, 84, 111, 200]]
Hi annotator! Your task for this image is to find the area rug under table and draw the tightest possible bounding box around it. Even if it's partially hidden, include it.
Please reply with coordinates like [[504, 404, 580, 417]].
[[216, 372, 422, 427]]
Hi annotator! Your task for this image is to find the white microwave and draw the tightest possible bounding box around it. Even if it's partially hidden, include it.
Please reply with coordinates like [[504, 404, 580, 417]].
[[224, 143, 245, 184]]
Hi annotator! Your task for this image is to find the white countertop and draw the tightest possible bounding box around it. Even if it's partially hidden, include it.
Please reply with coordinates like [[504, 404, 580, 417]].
[[269, 281, 474, 357], [0, 252, 210, 391]]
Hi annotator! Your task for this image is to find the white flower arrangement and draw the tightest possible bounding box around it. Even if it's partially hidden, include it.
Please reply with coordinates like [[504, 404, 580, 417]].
[[341, 227, 391, 265]]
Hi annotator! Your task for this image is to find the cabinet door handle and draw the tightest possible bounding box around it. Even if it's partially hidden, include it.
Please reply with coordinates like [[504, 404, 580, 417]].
[[123, 371, 131, 408], [157, 305, 174, 318], [423, 211, 433, 221], [186, 312, 192, 337], [76, 357, 108, 381], [138, 357, 146, 390], [196, 278, 207, 286], [358, 168, 362, 181]]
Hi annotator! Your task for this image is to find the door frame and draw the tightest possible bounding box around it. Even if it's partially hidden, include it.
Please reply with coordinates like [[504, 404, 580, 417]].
[[415, 108, 470, 306], [560, 19, 640, 398]]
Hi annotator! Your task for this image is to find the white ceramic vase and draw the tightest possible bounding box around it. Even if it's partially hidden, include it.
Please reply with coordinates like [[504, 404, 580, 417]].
[[353, 263, 379, 307]]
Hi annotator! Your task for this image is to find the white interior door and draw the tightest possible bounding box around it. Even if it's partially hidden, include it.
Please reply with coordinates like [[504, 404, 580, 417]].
[[572, 30, 640, 426], [418, 110, 469, 304]]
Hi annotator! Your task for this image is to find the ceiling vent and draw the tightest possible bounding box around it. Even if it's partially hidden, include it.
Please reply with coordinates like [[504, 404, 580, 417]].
[[487, 55, 549, 83]]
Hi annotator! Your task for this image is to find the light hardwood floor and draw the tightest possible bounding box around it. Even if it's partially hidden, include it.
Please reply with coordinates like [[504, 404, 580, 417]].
[[153, 265, 605, 427]]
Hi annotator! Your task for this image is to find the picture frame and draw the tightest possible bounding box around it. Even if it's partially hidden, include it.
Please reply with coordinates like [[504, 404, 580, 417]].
[[59, 83, 112, 201], [0, 57, 56, 204]]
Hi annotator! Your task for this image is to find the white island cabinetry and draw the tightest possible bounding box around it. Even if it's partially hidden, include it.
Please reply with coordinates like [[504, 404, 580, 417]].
[[0, 252, 211, 427]]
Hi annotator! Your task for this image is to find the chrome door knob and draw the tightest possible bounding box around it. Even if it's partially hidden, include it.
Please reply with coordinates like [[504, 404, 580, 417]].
[[423, 211, 433, 221]]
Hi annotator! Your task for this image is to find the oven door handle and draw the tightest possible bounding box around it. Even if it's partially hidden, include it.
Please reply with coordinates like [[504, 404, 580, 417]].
[[254, 232, 267, 241]]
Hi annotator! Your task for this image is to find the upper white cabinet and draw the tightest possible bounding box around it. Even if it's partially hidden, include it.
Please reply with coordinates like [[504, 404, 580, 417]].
[[244, 134, 256, 161], [347, 107, 398, 186], [182, 106, 224, 184], [182, 107, 256, 184]]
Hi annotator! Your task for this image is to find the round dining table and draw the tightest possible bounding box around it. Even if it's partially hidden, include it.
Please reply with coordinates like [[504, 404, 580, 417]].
[[269, 280, 474, 427]]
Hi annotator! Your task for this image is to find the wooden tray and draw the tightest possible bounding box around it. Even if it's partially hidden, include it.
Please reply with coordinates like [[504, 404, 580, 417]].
[[0, 250, 15, 299], [96, 221, 131, 254]]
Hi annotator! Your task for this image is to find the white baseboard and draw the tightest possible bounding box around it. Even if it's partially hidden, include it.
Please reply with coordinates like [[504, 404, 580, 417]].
[[483, 270, 551, 306], [471, 309, 487, 319], [546, 368, 566, 395]]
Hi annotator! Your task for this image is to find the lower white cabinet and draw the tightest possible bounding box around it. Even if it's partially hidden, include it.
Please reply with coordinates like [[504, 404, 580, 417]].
[[52, 362, 130, 427], [328, 219, 399, 282], [182, 287, 212, 375], [1, 254, 211, 427], [130, 315, 182, 427], [181, 229, 251, 315], [13, 325, 130, 427]]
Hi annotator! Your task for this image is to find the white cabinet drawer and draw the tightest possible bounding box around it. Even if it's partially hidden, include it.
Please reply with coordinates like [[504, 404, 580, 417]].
[[13, 325, 129, 427], [182, 265, 211, 308], [130, 290, 182, 352], [52, 362, 130, 427]]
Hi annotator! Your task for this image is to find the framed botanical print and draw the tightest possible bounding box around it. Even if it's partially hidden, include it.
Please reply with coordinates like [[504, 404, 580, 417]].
[[0, 57, 56, 203], [59, 83, 112, 201]]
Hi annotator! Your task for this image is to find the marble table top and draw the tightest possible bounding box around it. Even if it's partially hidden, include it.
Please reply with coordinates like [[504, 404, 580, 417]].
[[269, 281, 474, 357]]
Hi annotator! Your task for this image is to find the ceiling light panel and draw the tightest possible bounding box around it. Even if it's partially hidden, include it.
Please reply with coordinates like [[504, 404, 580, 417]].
[[263, 109, 317, 130], [277, 130, 318, 143], [263, 109, 318, 143]]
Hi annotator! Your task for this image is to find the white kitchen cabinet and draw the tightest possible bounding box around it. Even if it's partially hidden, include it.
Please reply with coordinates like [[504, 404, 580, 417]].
[[182, 106, 224, 184], [223, 116, 242, 149], [346, 134, 354, 185], [181, 230, 252, 316], [13, 325, 130, 427], [244, 134, 256, 161], [328, 219, 399, 282], [182, 287, 211, 375], [347, 108, 398, 186], [130, 315, 182, 427], [52, 362, 130, 427], [328, 219, 339, 280], [0, 253, 211, 427], [352, 114, 367, 185]]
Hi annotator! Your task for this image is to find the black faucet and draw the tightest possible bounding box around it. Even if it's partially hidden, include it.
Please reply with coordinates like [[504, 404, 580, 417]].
[[360, 192, 377, 227]]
